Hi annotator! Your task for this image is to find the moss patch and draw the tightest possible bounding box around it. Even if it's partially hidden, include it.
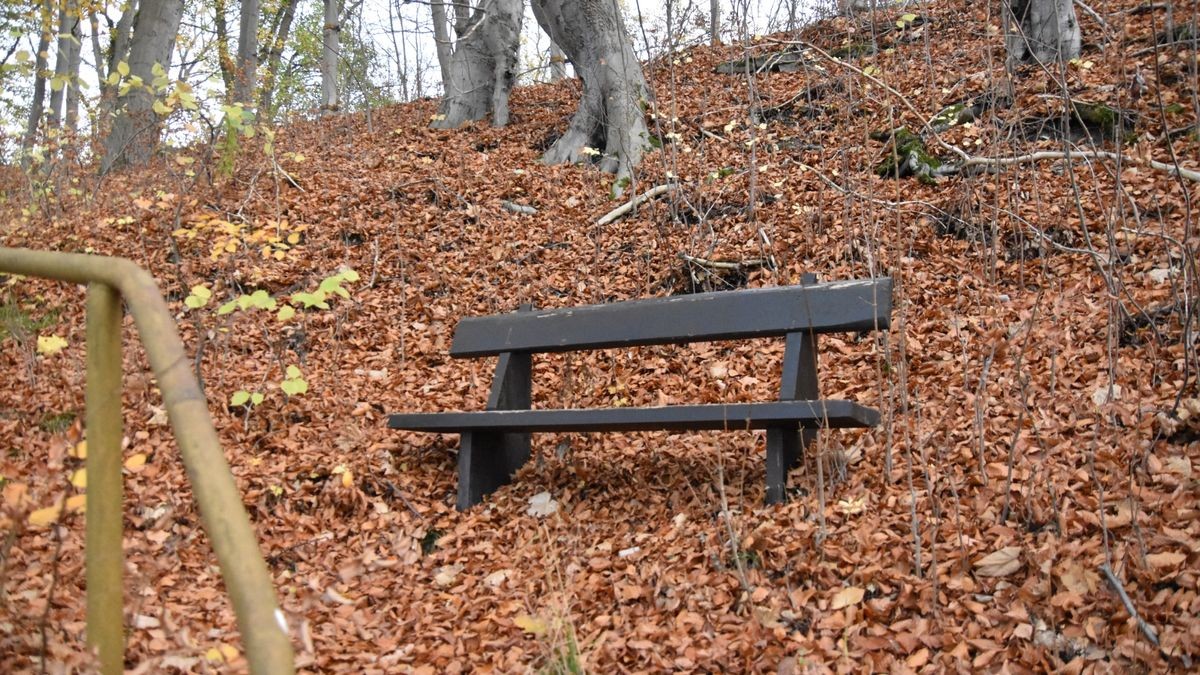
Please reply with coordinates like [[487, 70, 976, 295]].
[[873, 127, 941, 184]]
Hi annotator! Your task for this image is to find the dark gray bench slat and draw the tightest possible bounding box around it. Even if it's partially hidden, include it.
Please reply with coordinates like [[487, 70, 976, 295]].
[[388, 400, 878, 433], [449, 278, 892, 357]]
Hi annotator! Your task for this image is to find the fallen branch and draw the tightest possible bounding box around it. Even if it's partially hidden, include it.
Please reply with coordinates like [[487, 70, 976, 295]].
[[944, 149, 1200, 183], [501, 200, 537, 215], [272, 158, 304, 191], [596, 183, 676, 225], [1074, 0, 1111, 34], [678, 252, 776, 271]]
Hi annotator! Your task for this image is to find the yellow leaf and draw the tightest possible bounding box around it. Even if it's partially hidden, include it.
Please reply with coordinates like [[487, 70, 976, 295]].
[[830, 586, 865, 610], [205, 647, 223, 663], [218, 644, 238, 661], [70, 468, 87, 488], [36, 335, 68, 356], [65, 494, 86, 514], [71, 440, 87, 459], [116, 60, 129, 77], [124, 453, 147, 471], [341, 469, 354, 488], [29, 504, 62, 527], [514, 614, 548, 635]]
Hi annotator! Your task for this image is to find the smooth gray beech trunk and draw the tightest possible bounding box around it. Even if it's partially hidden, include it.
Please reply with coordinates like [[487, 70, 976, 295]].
[[531, 0, 651, 190], [235, 0, 259, 106], [710, 0, 720, 45], [321, 0, 344, 114], [48, 0, 81, 129], [430, 0, 454, 89], [549, 40, 566, 81], [101, 0, 185, 172], [432, 0, 522, 128], [1006, 0, 1081, 64]]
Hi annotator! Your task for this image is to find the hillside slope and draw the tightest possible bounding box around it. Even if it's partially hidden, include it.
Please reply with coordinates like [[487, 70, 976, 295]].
[[2, 0, 1198, 671]]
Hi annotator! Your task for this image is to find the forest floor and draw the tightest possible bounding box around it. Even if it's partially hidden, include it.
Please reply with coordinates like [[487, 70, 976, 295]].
[[2, 0, 1199, 671]]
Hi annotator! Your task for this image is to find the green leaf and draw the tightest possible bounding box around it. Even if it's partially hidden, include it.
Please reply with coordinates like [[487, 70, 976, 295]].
[[116, 61, 129, 77], [280, 378, 308, 396], [153, 99, 172, 115], [900, 13, 918, 23], [340, 269, 360, 283], [286, 365, 302, 379], [151, 62, 166, 78], [250, 392, 265, 405], [184, 295, 204, 309], [217, 300, 238, 315], [248, 290, 276, 310], [230, 390, 251, 406], [277, 305, 296, 322]]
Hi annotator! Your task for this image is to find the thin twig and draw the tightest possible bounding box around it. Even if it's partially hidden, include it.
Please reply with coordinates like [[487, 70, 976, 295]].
[[1100, 563, 1160, 648]]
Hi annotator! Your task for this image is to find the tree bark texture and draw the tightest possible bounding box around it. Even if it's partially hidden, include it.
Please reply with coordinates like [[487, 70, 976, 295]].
[[101, 0, 185, 172], [1006, 0, 1081, 64], [214, 0, 236, 96], [235, 0, 259, 106], [257, 0, 298, 117], [430, 0, 454, 90], [21, 3, 53, 161], [49, 0, 81, 129], [549, 39, 566, 81], [530, 0, 652, 189], [321, 0, 344, 114], [710, 0, 721, 45], [433, 0, 522, 128]]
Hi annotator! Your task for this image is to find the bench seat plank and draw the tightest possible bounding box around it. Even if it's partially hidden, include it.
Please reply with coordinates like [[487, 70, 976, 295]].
[[450, 278, 892, 357], [389, 399, 878, 433]]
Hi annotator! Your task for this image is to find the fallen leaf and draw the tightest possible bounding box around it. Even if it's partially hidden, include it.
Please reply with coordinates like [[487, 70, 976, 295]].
[[1146, 551, 1186, 569], [526, 491, 558, 518], [831, 586, 865, 609], [36, 335, 68, 356], [514, 614, 548, 635], [124, 453, 147, 471], [434, 564, 463, 587], [975, 546, 1022, 577]]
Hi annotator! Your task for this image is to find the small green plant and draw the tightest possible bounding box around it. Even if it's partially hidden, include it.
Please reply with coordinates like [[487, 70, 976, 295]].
[[230, 390, 265, 408], [280, 365, 308, 396]]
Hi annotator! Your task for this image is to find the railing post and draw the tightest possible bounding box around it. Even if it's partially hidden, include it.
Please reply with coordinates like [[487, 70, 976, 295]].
[[86, 282, 124, 675]]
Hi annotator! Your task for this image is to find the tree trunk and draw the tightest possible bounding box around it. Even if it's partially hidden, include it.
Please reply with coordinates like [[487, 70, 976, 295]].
[[1006, 0, 1081, 65], [99, 0, 137, 123], [64, 7, 84, 131], [430, 0, 454, 89], [432, 0, 522, 128], [48, 0, 81, 129], [549, 40, 566, 81], [531, 0, 652, 191], [710, 0, 721, 45], [21, 3, 53, 163], [257, 0, 298, 118], [101, 0, 185, 172], [321, 0, 343, 114], [214, 0, 236, 96], [235, 0, 259, 106]]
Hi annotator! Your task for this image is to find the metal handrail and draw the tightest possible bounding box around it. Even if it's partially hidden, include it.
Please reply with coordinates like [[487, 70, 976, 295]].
[[0, 247, 294, 675]]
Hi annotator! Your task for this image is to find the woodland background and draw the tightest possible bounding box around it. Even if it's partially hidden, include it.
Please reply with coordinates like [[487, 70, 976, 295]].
[[1, 0, 1199, 671]]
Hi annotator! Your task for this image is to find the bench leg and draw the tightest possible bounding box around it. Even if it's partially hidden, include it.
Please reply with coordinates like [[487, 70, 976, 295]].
[[458, 346, 533, 511], [765, 427, 801, 504], [456, 431, 531, 511]]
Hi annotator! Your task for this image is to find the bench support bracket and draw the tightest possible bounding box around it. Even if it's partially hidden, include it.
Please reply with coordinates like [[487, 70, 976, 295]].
[[458, 346, 533, 510]]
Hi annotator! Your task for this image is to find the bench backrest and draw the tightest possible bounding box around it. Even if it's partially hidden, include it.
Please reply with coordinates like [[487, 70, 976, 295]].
[[449, 277, 892, 358]]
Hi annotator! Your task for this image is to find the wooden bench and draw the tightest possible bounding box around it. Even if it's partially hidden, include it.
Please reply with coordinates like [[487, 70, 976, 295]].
[[389, 276, 892, 510]]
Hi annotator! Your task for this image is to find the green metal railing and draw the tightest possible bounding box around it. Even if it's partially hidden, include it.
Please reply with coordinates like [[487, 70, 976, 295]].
[[0, 247, 294, 675]]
